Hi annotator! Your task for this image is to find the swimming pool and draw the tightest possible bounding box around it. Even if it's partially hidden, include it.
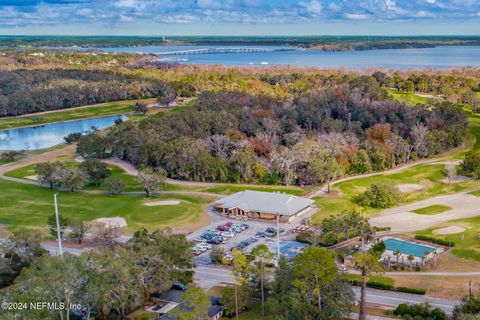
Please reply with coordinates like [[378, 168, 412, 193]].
[[384, 238, 436, 258]]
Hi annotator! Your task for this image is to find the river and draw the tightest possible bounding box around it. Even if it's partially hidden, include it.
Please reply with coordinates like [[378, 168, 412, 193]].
[[98, 45, 480, 69], [0, 115, 127, 151]]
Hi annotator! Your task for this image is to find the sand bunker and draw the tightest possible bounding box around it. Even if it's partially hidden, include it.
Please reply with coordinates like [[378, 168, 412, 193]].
[[396, 184, 425, 193], [441, 175, 470, 184], [94, 217, 127, 228], [144, 200, 181, 206], [433, 226, 466, 235], [25, 175, 38, 181]]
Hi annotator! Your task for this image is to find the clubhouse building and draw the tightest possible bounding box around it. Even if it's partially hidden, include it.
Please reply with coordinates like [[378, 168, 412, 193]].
[[215, 190, 314, 223]]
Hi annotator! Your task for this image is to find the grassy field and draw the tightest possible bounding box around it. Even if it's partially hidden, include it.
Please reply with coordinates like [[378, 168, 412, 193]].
[[410, 204, 452, 215], [311, 163, 475, 223], [386, 89, 433, 105], [0, 99, 155, 130], [416, 216, 480, 261], [0, 178, 210, 232], [5, 160, 143, 192]]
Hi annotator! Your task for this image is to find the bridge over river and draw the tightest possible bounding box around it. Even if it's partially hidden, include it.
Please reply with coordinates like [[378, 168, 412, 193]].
[[157, 47, 301, 55]]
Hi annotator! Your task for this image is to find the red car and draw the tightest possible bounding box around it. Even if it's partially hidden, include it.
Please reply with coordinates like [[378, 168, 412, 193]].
[[217, 226, 229, 231], [225, 222, 233, 227]]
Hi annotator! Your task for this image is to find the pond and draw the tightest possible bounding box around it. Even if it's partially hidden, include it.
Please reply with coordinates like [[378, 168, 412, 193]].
[[0, 115, 127, 151]]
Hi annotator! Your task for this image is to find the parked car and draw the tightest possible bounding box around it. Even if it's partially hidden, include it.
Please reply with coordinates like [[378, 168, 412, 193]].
[[223, 254, 233, 261], [195, 245, 207, 252], [217, 225, 229, 231], [197, 242, 212, 250], [254, 232, 266, 238], [221, 231, 235, 238], [241, 223, 249, 229], [225, 222, 234, 227]]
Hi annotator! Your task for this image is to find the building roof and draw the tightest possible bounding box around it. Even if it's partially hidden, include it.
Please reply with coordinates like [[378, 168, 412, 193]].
[[155, 289, 223, 320], [216, 190, 314, 216]]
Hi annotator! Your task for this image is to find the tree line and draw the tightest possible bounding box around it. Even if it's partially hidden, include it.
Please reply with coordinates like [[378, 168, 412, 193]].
[[0, 228, 195, 320], [76, 75, 467, 186], [0, 69, 173, 116]]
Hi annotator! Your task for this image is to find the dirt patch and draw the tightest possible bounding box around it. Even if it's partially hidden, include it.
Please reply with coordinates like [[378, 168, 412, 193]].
[[433, 226, 466, 235], [431, 251, 480, 272], [144, 200, 181, 206], [391, 275, 480, 300], [94, 217, 127, 228], [396, 184, 425, 193], [441, 175, 470, 184]]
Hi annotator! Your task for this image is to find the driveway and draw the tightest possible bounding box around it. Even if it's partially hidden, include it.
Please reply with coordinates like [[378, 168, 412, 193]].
[[370, 192, 480, 232]]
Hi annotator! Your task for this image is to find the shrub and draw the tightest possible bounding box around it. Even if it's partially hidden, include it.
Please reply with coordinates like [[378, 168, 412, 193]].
[[64, 132, 82, 144], [396, 287, 427, 295], [210, 246, 226, 264], [414, 235, 455, 247], [394, 302, 445, 320], [355, 181, 402, 208]]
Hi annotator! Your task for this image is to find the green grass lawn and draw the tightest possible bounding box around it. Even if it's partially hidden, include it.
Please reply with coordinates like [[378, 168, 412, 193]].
[[311, 164, 477, 223], [0, 99, 155, 130], [345, 274, 396, 287], [387, 89, 433, 105], [0, 178, 209, 232], [416, 216, 480, 261], [410, 204, 452, 215]]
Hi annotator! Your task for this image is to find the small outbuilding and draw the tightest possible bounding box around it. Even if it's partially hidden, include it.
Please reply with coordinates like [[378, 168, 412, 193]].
[[215, 190, 314, 223]]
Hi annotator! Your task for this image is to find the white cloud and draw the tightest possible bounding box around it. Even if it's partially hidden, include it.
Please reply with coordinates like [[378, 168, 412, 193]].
[[301, 0, 323, 16], [344, 13, 370, 20]]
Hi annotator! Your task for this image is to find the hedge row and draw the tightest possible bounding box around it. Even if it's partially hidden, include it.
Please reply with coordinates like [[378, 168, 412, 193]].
[[349, 280, 426, 295], [414, 235, 456, 247]]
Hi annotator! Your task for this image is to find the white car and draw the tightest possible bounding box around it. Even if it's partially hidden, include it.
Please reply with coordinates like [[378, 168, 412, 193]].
[[223, 254, 233, 261], [194, 245, 207, 252], [221, 231, 235, 238], [197, 243, 212, 250]]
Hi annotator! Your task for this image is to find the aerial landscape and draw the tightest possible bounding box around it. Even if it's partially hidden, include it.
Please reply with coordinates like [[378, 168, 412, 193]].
[[1, 1, 480, 320]]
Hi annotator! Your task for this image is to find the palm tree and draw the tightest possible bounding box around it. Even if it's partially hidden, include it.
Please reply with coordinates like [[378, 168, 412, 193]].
[[386, 255, 392, 270], [407, 254, 415, 270], [393, 250, 401, 266], [352, 252, 384, 320], [251, 244, 274, 318]]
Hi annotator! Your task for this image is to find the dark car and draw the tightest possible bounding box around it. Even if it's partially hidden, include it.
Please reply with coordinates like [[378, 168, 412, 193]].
[[241, 223, 249, 229], [217, 226, 229, 231], [172, 283, 187, 291], [208, 238, 222, 245]]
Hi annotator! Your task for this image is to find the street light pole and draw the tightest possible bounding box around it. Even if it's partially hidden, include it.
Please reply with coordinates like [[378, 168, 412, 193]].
[[276, 214, 280, 263], [54, 193, 63, 257]]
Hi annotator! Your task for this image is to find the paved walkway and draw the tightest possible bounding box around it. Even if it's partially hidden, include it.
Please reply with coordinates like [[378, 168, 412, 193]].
[[370, 192, 480, 232]]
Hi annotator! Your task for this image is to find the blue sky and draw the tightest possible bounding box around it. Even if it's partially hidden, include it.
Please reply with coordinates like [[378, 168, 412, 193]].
[[0, 0, 478, 35]]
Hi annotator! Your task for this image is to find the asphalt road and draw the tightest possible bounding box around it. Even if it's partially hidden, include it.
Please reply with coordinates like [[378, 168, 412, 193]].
[[194, 265, 460, 313]]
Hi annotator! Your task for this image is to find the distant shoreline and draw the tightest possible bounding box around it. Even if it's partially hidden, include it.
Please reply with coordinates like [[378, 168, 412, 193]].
[[2, 35, 480, 51]]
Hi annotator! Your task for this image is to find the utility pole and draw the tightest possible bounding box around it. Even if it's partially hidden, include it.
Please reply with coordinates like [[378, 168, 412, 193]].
[[469, 280, 473, 300], [54, 193, 63, 257]]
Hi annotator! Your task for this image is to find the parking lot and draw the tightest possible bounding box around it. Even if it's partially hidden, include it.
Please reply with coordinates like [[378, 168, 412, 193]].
[[189, 205, 318, 265]]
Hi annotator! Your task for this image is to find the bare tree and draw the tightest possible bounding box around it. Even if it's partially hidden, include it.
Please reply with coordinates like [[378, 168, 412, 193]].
[[411, 124, 429, 158], [137, 167, 166, 198], [444, 164, 457, 185], [92, 223, 122, 247]]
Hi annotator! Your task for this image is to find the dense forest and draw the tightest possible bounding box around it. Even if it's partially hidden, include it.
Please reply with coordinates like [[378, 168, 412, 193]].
[[75, 75, 469, 186], [0, 70, 172, 116]]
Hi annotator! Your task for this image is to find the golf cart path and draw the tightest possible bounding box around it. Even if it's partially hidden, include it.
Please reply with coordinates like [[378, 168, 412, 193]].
[[370, 192, 480, 232]]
